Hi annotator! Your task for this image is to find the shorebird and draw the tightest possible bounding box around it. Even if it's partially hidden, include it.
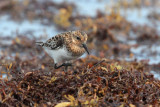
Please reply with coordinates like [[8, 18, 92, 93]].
[[36, 30, 89, 71]]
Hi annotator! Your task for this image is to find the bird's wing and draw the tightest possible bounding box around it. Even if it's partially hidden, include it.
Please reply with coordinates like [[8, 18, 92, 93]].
[[43, 35, 64, 50]]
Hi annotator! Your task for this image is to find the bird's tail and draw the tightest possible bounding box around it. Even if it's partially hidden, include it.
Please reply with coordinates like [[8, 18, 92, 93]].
[[35, 42, 44, 46]]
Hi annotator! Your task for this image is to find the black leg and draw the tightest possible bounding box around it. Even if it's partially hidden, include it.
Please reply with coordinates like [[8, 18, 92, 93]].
[[64, 63, 72, 72], [64, 66, 68, 72], [63, 63, 72, 67], [54, 63, 72, 70], [54, 63, 63, 69]]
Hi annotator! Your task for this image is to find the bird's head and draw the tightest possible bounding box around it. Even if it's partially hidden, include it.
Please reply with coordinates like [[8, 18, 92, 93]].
[[70, 30, 89, 55]]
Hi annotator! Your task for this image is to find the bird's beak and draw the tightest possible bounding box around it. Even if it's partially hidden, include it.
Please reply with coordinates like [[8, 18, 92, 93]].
[[82, 43, 90, 55]]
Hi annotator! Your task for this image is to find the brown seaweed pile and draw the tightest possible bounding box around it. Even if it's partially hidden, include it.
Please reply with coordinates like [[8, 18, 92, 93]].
[[0, 35, 159, 106], [0, 54, 160, 107]]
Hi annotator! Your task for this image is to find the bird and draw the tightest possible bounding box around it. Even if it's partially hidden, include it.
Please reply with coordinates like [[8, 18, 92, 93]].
[[36, 30, 89, 71]]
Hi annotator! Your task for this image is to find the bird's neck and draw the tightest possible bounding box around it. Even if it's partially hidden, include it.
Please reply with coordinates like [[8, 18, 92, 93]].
[[66, 43, 85, 56]]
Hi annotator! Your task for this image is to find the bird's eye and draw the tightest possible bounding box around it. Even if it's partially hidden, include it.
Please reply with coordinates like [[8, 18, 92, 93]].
[[76, 36, 81, 40]]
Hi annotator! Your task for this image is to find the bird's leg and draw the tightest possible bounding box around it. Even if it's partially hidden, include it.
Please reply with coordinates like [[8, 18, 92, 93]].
[[64, 66, 68, 72], [63, 63, 72, 72], [63, 63, 72, 67], [54, 63, 64, 69], [54, 63, 72, 70]]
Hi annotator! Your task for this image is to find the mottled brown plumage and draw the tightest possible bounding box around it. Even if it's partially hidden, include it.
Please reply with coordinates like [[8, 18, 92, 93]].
[[36, 30, 89, 70]]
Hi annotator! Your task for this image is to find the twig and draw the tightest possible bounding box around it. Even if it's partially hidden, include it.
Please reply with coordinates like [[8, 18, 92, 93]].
[[86, 60, 105, 73]]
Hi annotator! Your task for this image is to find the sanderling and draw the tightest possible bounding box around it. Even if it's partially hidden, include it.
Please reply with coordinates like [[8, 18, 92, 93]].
[[36, 30, 89, 70]]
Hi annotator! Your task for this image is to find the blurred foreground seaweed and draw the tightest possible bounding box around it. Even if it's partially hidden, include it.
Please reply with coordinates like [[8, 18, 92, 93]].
[[0, 57, 160, 106]]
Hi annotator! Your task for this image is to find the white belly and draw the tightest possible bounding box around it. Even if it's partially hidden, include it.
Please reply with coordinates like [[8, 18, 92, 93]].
[[44, 47, 76, 63]]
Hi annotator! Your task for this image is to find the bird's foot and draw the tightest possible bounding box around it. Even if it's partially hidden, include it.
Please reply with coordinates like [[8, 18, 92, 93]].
[[62, 63, 72, 67], [54, 63, 63, 69], [63, 63, 72, 72], [54, 63, 72, 72]]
